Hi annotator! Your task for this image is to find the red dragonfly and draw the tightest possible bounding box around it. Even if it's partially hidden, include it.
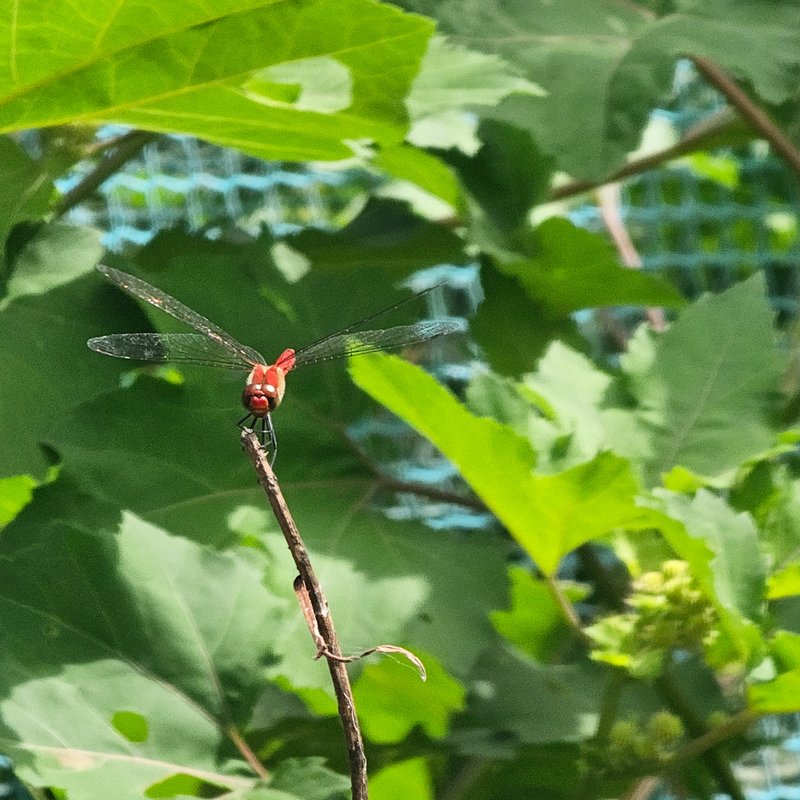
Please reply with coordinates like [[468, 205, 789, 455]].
[[88, 265, 459, 464]]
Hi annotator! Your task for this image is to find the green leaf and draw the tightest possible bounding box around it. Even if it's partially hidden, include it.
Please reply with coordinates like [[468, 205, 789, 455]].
[[403, 0, 800, 178], [466, 647, 612, 744], [491, 567, 586, 660], [502, 218, 685, 312], [287, 197, 466, 271], [0, 474, 36, 527], [749, 632, 800, 713], [354, 651, 465, 743], [268, 758, 350, 800], [0, 137, 53, 266], [0, 0, 433, 160], [622, 274, 786, 484], [0, 481, 287, 798], [768, 562, 800, 601], [406, 36, 543, 124], [2, 223, 102, 308], [373, 145, 461, 208], [370, 758, 433, 800], [351, 353, 649, 574]]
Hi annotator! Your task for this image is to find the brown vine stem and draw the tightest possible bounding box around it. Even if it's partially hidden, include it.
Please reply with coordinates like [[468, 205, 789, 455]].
[[240, 430, 368, 800], [549, 107, 747, 201], [691, 55, 800, 180], [52, 129, 158, 219]]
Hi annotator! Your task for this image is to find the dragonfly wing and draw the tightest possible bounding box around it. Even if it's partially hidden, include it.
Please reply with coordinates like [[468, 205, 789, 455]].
[[292, 320, 462, 368], [98, 265, 263, 366], [87, 333, 259, 369]]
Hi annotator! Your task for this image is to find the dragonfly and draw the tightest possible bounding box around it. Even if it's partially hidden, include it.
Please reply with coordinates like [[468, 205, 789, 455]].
[[87, 265, 460, 464]]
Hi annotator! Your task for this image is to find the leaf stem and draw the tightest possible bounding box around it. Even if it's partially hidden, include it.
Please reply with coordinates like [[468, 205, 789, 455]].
[[227, 723, 269, 780], [241, 430, 369, 800]]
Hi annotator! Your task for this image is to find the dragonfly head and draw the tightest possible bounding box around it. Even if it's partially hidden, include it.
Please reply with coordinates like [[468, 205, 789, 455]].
[[243, 363, 287, 416]]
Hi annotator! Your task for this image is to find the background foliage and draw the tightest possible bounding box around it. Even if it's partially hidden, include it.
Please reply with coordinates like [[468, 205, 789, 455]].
[[1, 1, 800, 799]]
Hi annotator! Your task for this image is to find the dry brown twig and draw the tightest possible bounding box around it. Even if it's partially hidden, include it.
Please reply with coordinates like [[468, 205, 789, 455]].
[[240, 429, 425, 800]]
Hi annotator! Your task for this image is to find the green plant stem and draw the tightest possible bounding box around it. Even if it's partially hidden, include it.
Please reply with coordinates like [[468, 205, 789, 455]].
[[544, 573, 592, 646], [663, 709, 755, 774], [655, 668, 746, 800], [227, 724, 269, 780], [574, 668, 628, 799], [241, 430, 369, 800]]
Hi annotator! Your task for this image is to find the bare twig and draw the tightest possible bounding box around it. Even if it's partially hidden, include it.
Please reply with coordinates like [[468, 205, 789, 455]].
[[53, 129, 158, 218], [549, 107, 747, 201], [241, 430, 369, 800], [597, 184, 666, 332], [691, 55, 800, 180]]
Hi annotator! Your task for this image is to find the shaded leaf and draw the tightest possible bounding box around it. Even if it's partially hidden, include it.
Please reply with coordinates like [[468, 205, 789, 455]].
[[2, 222, 102, 307], [402, 0, 800, 178], [287, 197, 466, 271], [502, 218, 685, 313], [0, 137, 53, 271], [470, 262, 583, 375], [491, 567, 586, 660], [0, 481, 287, 799], [622, 274, 785, 484]]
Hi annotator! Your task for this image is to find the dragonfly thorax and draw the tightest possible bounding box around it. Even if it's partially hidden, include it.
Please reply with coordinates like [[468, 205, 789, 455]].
[[243, 363, 288, 416]]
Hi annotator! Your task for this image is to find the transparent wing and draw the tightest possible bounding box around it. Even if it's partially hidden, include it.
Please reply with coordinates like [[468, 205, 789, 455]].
[[292, 319, 462, 368], [87, 333, 255, 370], [98, 265, 264, 366]]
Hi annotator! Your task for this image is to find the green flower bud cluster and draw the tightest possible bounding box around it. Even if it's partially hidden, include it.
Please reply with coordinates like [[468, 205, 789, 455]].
[[607, 712, 685, 772], [629, 560, 717, 652], [583, 712, 685, 778], [587, 560, 717, 677]]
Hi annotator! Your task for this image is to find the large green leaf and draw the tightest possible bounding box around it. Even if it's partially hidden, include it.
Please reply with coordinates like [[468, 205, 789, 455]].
[[0, 481, 291, 799], [399, 0, 800, 179], [351, 353, 651, 575], [655, 489, 766, 622], [622, 274, 786, 484], [286, 197, 466, 270], [0, 258, 145, 479], [0, 0, 433, 160]]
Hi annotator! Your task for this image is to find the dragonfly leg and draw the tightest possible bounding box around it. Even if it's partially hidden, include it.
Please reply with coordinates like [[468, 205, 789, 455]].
[[264, 412, 277, 467]]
